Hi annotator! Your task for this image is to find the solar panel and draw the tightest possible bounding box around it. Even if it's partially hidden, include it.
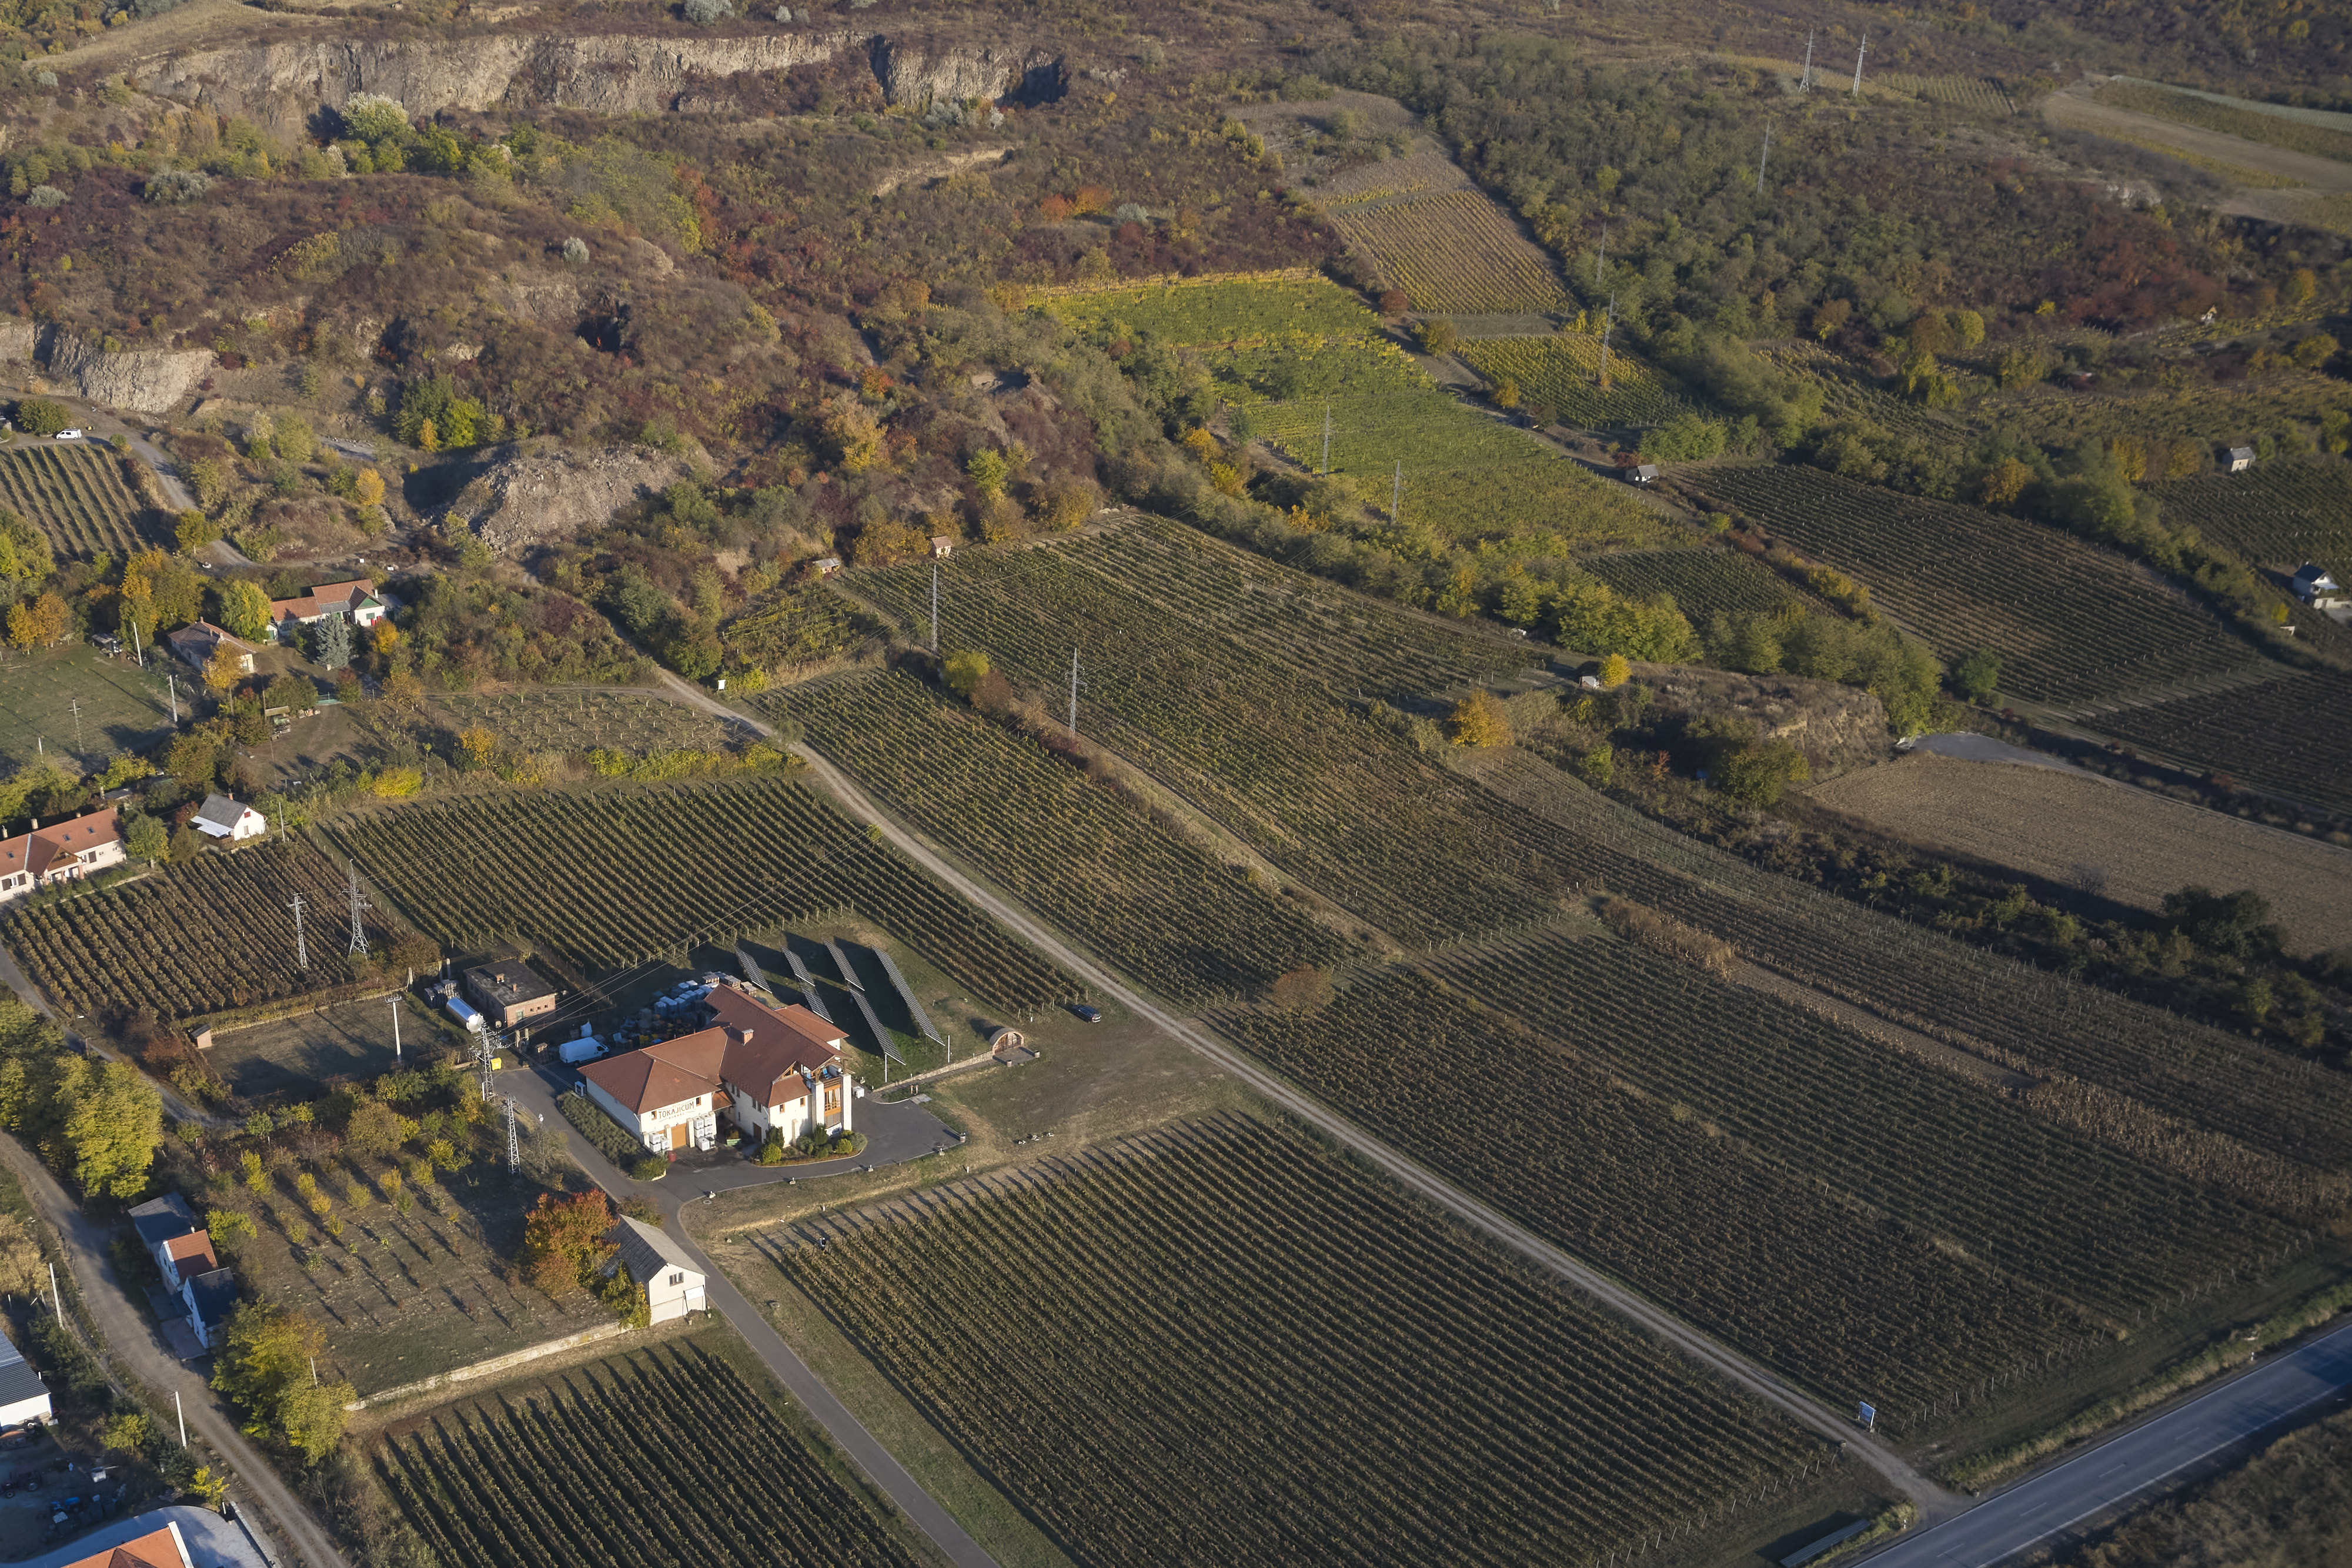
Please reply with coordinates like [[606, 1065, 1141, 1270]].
[[871, 947, 945, 1045]]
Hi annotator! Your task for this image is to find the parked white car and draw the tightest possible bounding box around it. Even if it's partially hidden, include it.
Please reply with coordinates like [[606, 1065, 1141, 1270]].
[[54, 429, 82, 440]]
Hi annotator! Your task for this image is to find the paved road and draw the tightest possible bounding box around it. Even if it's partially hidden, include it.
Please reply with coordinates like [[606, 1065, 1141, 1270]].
[[781, 745, 1962, 1518], [500, 1064, 997, 1568], [1858, 1320, 2352, 1568], [0, 1135, 346, 1568]]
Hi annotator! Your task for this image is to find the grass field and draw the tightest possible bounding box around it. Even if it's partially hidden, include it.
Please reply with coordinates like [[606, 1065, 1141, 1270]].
[[2087, 668, 2352, 814], [203, 992, 473, 1099], [380, 1336, 927, 1566], [1458, 333, 1701, 427], [2094, 79, 2352, 165], [0, 643, 176, 772], [6, 837, 402, 1022], [1041, 275, 1377, 343], [430, 688, 737, 757], [778, 1114, 1842, 1565], [1693, 465, 2267, 706], [1583, 546, 1812, 624], [1808, 751, 2352, 953], [330, 775, 1077, 1008], [0, 442, 166, 559]]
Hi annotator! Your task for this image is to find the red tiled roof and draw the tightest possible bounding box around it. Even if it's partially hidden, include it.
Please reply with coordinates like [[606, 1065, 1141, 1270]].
[[61, 1525, 191, 1568], [580, 994, 846, 1115], [0, 807, 121, 881]]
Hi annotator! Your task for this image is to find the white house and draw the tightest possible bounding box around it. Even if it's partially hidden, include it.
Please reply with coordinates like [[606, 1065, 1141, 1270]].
[[0, 807, 123, 904], [2290, 563, 2345, 610], [181, 1268, 239, 1352], [191, 794, 265, 841], [0, 1328, 51, 1429], [2226, 446, 2257, 473], [578, 989, 851, 1156], [604, 1216, 706, 1325], [129, 1194, 218, 1289]]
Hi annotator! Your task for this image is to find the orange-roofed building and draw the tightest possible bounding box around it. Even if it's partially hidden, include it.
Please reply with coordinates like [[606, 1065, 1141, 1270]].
[[60, 1522, 193, 1568], [577, 990, 851, 1156], [0, 807, 123, 905]]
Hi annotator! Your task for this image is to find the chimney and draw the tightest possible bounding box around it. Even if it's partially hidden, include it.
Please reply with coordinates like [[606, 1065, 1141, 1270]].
[[739, 1027, 754, 1043]]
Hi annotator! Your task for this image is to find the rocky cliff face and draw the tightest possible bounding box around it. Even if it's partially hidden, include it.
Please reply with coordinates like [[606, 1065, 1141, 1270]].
[[39, 330, 213, 415], [443, 442, 697, 557], [132, 28, 1065, 131]]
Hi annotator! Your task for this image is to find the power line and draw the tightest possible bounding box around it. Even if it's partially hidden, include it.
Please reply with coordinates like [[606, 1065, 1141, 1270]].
[[1801, 27, 1815, 89], [1852, 32, 1867, 95], [346, 862, 369, 956], [288, 894, 308, 970]]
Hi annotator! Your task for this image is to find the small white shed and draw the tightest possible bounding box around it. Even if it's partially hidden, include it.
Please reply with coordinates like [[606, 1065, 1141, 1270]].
[[191, 794, 266, 841], [606, 1216, 706, 1325]]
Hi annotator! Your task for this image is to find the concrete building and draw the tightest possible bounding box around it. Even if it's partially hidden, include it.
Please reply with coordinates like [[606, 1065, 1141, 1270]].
[[128, 1195, 216, 1289], [463, 961, 558, 1029]]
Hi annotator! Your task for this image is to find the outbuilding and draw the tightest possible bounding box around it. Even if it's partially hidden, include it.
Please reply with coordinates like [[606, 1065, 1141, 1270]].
[[2290, 562, 2344, 610], [1626, 464, 1660, 484], [191, 794, 266, 841], [0, 1328, 51, 1429], [2226, 446, 2257, 473], [604, 1216, 706, 1324], [464, 961, 558, 1029]]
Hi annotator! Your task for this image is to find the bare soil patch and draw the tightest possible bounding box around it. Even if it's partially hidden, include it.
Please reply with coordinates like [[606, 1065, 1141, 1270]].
[[1809, 751, 2352, 954]]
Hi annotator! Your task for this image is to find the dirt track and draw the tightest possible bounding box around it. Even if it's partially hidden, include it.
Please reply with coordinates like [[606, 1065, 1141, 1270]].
[[1809, 751, 2352, 954], [2042, 79, 2352, 226]]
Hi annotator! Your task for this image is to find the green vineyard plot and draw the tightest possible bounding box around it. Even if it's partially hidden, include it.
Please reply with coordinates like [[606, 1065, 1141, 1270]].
[[1211, 978, 2093, 1427], [2145, 457, 2352, 569], [1583, 547, 1812, 624], [330, 776, 1075, 1008], [770, 672, 1351, 1007], [1695, 466, 2267, 706], [1328, 188, 1571, 314], [383, 1340, 923, 1568], [6, 838, 397, 1022], [1458, 334, 1700, 427], [2089, 669, 2352, 814], [782, 1116, 1830, 1565], [0, 442, 167, 559]]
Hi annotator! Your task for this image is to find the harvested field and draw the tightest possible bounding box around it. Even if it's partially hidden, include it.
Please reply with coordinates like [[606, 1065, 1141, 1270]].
[[1808, 751, 2352, 954]]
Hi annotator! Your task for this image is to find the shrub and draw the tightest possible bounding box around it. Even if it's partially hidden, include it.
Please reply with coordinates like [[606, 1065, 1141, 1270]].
[[14, 399, 69, 437], [142, 170, 212, 205], [562, 237, 590, 265], [24, 186, 65, 210], [629, 1154, 667, 1181], [683, 0, 731, 21]]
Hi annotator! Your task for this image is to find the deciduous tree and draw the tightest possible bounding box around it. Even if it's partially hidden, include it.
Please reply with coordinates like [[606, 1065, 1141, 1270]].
[[212, 1302, 352, 1463], [1448, 689, 1511, 747], [519, 1191, 616, 1298], [217, 580, 271, 643]]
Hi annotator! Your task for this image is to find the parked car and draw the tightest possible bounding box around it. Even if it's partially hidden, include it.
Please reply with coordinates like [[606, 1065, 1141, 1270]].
[[53, 429, 82, 441], [1070, 1004, 1102, 1024], [89, 633, 122, 656]]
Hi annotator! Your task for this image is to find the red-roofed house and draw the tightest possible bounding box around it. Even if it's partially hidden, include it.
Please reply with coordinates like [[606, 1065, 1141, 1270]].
[[0, 807, 123, 905], [60, 1522, 194, 1568], [266, 579, 386, 643], [577, 991, 853, 1156], [163, 621, 255, 676]]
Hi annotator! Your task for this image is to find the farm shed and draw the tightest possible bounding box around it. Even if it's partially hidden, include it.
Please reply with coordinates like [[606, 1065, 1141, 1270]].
[[129, 1194, 216, 1288], [604, 1216, 706, 1324], [2290, 563, 2344, 610], [2226, 446, 2256, 473], [0, 806, 123, 902], [164, 621, 255, 676], [1626, 464, 1660, 484], [814, 556, 843, 576], [930, 536, 955, 557], [190, 795, 265, 842], [0, 1328, 51, 1428], [985, 1025, 1026, 1054], [463, 960, 558, 1029]]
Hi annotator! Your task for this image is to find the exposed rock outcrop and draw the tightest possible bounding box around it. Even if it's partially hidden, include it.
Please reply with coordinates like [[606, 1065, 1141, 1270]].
[[132, 29, 1066, 132], [0, 321, 35, 365], [42, 332, 213, 414], [442, 442, 697, 557], [870, 142, 1014, 196]]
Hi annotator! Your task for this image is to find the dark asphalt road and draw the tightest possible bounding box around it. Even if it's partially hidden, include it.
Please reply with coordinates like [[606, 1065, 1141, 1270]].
[[1859, 1319, 2352, 1568]]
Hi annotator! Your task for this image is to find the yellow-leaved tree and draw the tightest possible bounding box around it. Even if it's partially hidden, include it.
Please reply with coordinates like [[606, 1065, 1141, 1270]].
[[1448, 689, 1512, 748]]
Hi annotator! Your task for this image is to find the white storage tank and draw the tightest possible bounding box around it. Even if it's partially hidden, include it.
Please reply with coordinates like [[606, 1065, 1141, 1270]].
[[446, 997, 485, 1032]]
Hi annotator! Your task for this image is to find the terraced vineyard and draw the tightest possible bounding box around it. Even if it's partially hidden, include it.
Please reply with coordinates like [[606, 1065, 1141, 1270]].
[[5, 838, 393, 1022], [1043, 275, 1377, 343], [770, 673, 1350, 1006], [1583, 547, 1810, 624], [1211, 972, 2094, 1427], [382, 1342, 920, 1568], [1202, 331, 1434, 402], [1695, 466, 2266, 706], [1328, 188, 1569, 313], [1457, 334, 1699, 426], [0, 442, 165, 558], [331, 776, 1075, 1007], [1876, 73, 2018, 113], [2145, 458, 2352, 569], [1756, 343, 1968, 442], [1436, 931, 2295, 1316], [2090, 669, 2352, 813], [849, 540, 1576, 947], [719, 584, 870, 672], [781, 1116, 1832, 1563]]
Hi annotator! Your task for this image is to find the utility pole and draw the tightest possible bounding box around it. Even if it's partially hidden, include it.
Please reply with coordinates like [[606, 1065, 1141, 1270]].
[[1390, 461, 1402, 525], [477, 1029, 496, 1102], [1802, 28, 1814, 89], [1599, 295, 1617, 388], [46, 1263, 59, 1318], [505, 1096, 520, 1174], [67, 697, 82, 755], [929, 561, 940, 654], [1067, 649, 1081, 738], [1320, 403, 1332, 476], [1757, 121, 1772, 193], [128, 616, 142, 668], [288, 893, 308, 970], [390, 995, 402, 1061], [1852, 34, 1867, 95], [346, 862, 368, 956], [165, 673, 179, 725], [174, 1390, 185, 1449]]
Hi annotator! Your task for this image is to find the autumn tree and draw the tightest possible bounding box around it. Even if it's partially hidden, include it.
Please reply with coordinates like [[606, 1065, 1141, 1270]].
[[1599, 653, 1631, 688], [1415, 318, 1459, 356], [943, 649, 991, 700], [1977, 458, 2033, 508], [217, 580, 272, 643], [125, 813, 167, 864], [202, 643, 242, 694], [1448, 689, 1512, 748], [519, 1191, 616, 1298], [212, 1302, 353, 1463], [344, 1099, 414, 1158], [4, 590, 67, 650], [352, 467, 387, 507], [0, 509, 52, 586], [0, 1213, 42, 1300], [457, 726, 498, 770], [65, 1061, 163, 1199]]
